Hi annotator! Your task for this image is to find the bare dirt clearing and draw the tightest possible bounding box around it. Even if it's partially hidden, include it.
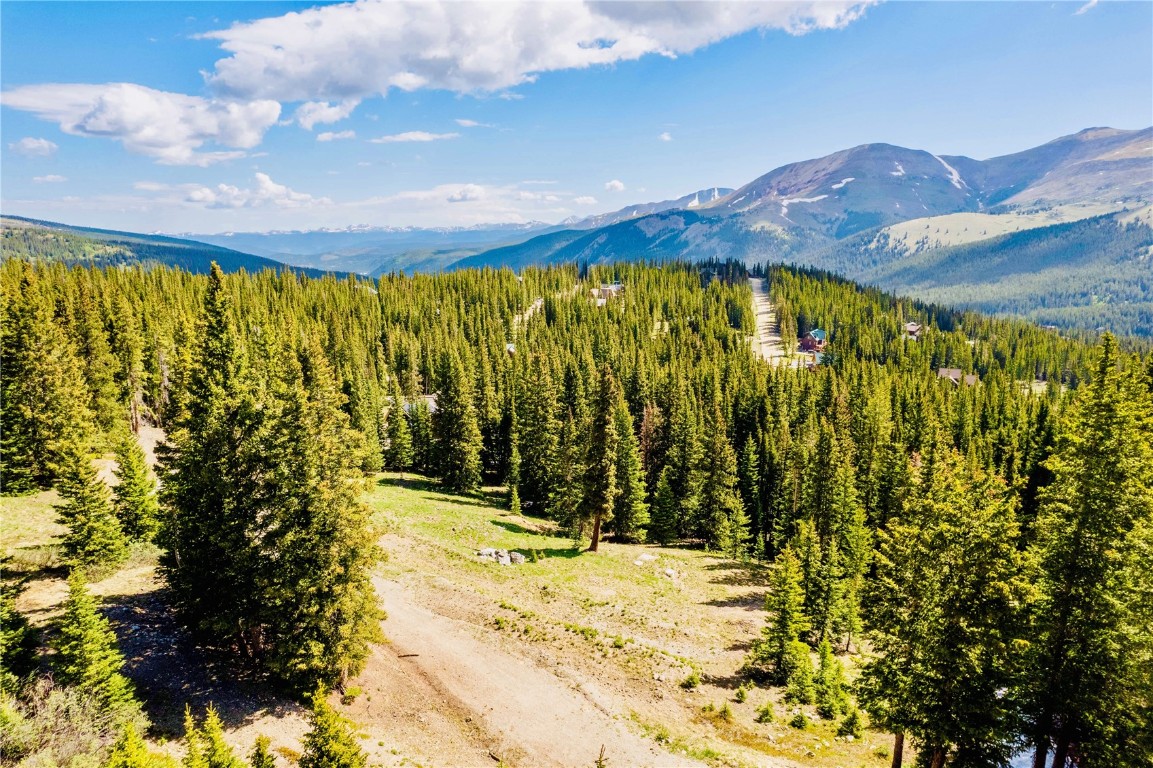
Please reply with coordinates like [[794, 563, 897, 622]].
[[3, 467, 890, 767]]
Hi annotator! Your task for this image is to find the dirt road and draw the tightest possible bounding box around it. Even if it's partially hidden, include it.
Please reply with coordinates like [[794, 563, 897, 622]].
[[749, 277, 790, 364], [369, 577, 703, 768]]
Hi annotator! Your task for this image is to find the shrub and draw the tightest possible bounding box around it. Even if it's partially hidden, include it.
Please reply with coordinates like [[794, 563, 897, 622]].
[[755, 701, 774, 723], [789, 712, 808, 730], [680, 669, 701, 689]]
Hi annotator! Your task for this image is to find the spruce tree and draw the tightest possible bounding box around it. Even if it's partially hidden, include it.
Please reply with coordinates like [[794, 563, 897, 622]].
[[407, 400, 435, 476], [55, 448, 129, 575], [648, 466, 677, 546], [112, 432, 159, 542], [747, 546, 810, 680], [202, 705, 245, 768], [814, 638, 848, 719], [516, 354, 561, 513], [580, 365, 620, 552], [255, 339, 384, 689], [698, 400, 747, 557], [106, 724, 173, 768], [249, 737, 276, 768], [1026, 334, 1153, 768], [0, 561, 38, 693], [0, 265, 94, 492], [611, 394, 648, 542], [299, 687, 368, 768], [54, 571, 139, 720], [159, 262, 263, 649], [384, 377, 413, 472], [857, 442, 1030, 768], [432, 352, 483, 493]]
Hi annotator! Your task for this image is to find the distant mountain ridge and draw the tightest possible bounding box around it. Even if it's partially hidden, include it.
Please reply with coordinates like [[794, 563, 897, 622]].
[[0, 215, 339, 277]]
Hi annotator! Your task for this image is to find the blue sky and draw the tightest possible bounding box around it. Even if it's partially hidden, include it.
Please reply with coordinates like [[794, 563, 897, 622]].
[[2, 0, 1150, 233]]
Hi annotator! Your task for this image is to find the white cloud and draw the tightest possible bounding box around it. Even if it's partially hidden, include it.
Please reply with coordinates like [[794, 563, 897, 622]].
[[0, 83, 280, 166], [33, 174, 67, 183], [317, 130, 356, 142], [201, 0, 874, 101], [10, 137, 59, 157], [521, 179, 558, 185], [516, 190, 561, 202], [573, 195, 598, 205], [604, 179, 625, 192], [447, 184, 485, 203], [184, 172, 332, 209], [294, 99, 360, 129], [1074, 0, 1099, 14], [658, 131, 673, 142], [455, 118, 494, 128], [368, 131, 460, 144]]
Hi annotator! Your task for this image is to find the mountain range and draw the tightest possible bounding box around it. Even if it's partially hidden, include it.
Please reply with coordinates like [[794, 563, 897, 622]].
[[2, 126, 1150, 334]]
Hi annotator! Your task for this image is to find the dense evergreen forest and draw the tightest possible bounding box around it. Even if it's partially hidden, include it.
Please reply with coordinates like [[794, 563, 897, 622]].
[[1, 255, 1150, 767]]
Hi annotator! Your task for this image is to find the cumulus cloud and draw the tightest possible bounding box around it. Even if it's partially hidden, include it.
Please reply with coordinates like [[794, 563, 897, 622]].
[[294, 99, 359, 129], [604, 179, 625, 192], [317, 130, 356, 141], [447, 184, 485, 203], [184, 172, 331, 209], [0, 83, 280, 166], [573, 196, 598, 205], [33, 174, 67, 183], [658, 131, 673, 142], [201, 0, 874, 101], [10, 137, 59, 157], [368, 131, 459, 144]]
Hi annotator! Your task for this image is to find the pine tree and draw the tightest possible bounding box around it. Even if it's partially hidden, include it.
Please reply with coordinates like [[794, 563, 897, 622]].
[[1026, 334, 1153, 768], [432, 352, 483, 493], [549, 408, 586, 538], [611, 395, 648, 543], [384, 377, 413, 472], [299, 687, 368, 768], [580, 365, 620, 552], [112, 432, 159, 542], [507, 413, 522, 516], [183, 707, 208, 768], [747, 546, 810, 680], [54, 571, 139, 720], [55, 448, 128, 575]]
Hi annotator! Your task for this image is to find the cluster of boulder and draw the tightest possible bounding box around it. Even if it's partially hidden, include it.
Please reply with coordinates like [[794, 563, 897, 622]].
[[477, 548, 526, 566]]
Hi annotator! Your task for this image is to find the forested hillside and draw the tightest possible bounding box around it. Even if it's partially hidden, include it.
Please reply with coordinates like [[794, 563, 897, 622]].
[[1, 216, 329, 277], [1, 256, 1150, 767]]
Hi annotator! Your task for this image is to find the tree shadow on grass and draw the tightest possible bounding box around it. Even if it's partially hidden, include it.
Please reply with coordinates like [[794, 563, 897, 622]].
[[704, 593, 766, 612], [100, 586, 305, 739], [378, 474, 507, 510], [704, 560, 771, 588], [520, 547, 585, 561]]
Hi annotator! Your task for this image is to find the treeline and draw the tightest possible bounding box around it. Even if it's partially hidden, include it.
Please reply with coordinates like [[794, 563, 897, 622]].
[[1, 255, 1151, 766]]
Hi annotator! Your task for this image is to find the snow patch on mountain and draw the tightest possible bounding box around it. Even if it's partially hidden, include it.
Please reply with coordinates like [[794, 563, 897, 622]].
[[932, 155, 968, 190], [831, 177, 855, 190], [890, 162, 905, 177], [780, 195, 828, 217]]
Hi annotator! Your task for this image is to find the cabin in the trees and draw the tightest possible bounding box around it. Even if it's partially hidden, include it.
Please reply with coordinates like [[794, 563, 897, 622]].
[[590, 282, 624, 307], [800, 328, 827, 352], [938, 368, 978, 386], [903, 321, 922, 340]]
